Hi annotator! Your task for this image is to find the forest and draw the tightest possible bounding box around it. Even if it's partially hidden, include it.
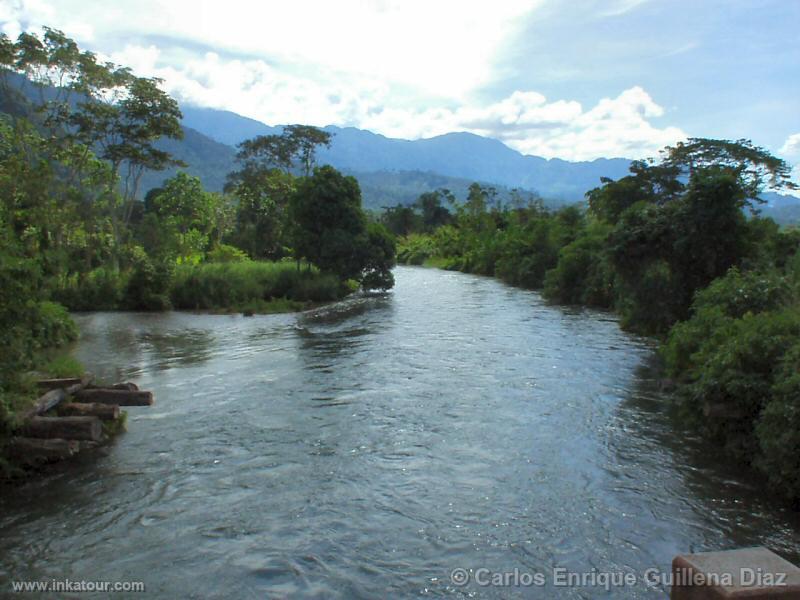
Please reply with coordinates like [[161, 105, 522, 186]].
[[388, 142, 800, 504], [0, 28, 395, 470]]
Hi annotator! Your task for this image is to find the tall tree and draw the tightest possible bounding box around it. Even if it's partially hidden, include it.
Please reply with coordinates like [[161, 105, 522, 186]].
[[290, 165, 395, 288], [284, 124, 332, 177], [1, 28, 184, 253]]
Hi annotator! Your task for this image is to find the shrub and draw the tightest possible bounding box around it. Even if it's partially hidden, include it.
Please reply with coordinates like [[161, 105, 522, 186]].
[[679, 310, 800, 459], [397, 234, 436, 265], [170, 261, 346, 310], [617, 260, 681, 334], [30, 301, 78, 349], [691, 267, 791, 318], [206, 243, 251, 263], [125, 251, 173, 311], [756, 341, 800, 502], [51, 267, 127, 311], [663, 267, 792, 377], [543, 223, 614, 307]]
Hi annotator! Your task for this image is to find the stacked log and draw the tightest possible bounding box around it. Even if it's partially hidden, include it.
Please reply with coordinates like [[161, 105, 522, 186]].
[[8, 378, 152, 468], [21, 416, 103, 442], [22, 374, 93, 420]]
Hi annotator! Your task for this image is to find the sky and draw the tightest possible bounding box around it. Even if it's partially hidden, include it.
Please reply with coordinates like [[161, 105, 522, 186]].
[[1, 0, 798, 184]]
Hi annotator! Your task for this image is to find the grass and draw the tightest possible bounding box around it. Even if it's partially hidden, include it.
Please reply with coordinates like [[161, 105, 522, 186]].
[[170, 260, 346, 311], [102, 411, 128, 438], [422, 256, 456, 269], [42, 354, 84, 378]]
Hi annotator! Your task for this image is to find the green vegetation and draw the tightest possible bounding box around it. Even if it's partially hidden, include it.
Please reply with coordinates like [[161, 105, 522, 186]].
[[170, 261, 345, 311], [42, 354, 84, 379], [0, 27, 396, 460], [391, 138, 800, 504]]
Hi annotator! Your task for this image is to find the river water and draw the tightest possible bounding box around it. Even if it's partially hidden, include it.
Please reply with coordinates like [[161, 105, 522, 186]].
[[1, 266, 799, 598]]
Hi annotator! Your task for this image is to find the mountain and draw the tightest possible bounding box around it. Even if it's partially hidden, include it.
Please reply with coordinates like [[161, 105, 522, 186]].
[[7, 76, 795, 220], [759, 192, 800, 226], [181, 106, 631, 202], [140, 126, 236, 194], [1, 74, 629, 205], [342, 170, 542, 211], [181, 106, 280, 146]]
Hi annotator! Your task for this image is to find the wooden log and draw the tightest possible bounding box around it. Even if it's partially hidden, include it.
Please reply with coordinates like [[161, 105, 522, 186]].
[[112, 382, 139, 391], [24, 388, 66, 420], [59, 402, 120, 421], [87, 381, 139, 391], [6, 437, 80, 465], [37, 377, 84, 390], [74, 388, 153, 406], [23, 374, 93, 420], [21, 416, 103, 442]]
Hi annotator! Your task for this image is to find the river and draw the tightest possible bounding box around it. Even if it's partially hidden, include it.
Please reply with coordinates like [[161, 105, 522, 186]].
[[1, 266, 799, 598]]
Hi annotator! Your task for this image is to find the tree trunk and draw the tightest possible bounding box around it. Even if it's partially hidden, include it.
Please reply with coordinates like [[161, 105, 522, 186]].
[[20, 416, 103, 442], [59, 402, 120, 421], [74, 389, 154, 406]]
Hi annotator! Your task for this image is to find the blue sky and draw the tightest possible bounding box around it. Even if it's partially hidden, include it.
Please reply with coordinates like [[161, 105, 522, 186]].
[[1, 0, 798, 181]]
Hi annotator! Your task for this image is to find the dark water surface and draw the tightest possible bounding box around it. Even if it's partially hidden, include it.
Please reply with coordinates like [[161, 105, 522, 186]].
[[1, 266, 799, 598]]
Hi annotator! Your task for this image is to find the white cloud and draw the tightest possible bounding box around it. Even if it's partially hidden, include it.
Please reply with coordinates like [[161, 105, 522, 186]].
[[357, 86, 686, 161], [105, 41, 686, 160], [2, 0, 688, 161], [779, 133, 800, 197], [780, 133, 800, 161], [2, 0, 538, 99]]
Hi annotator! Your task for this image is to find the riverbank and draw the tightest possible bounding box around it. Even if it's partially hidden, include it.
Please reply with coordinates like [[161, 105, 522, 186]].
[[398, 225, 800, 506], [3, 267, 797, 597], [0, 365, 134, 479], [0, 272, 358, 477]]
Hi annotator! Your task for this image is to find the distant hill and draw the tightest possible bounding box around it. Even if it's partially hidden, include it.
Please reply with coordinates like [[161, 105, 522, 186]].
[[140, 126, 236, 194], [759, 192, 800, 226], [343, 170, 545, 212], [180, 106, 280, 146], [181, 106, 631, 202], [5, 77, 797, 222]]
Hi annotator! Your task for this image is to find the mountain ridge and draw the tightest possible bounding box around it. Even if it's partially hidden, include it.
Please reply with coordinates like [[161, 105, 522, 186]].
[[180, 105, 632, 201]]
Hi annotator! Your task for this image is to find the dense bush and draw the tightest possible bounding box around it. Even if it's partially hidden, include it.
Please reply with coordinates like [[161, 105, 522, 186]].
[[30, 301, 79, 349], [663, 258, 800, 501], [397, 234, 437, 265], [543, 222, 614, 306], [756, 342, 800, 501], [170, 261, 344, 310], [51, 267, 128, 311], [206, 244, 251, 263], [663, 267, 792, 376], [125, 250, 174, 311]]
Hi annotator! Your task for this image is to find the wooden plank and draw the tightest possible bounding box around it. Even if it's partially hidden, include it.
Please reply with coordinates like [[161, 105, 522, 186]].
[[74, 388, 153, 407], [21, 416, 103, 442]]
